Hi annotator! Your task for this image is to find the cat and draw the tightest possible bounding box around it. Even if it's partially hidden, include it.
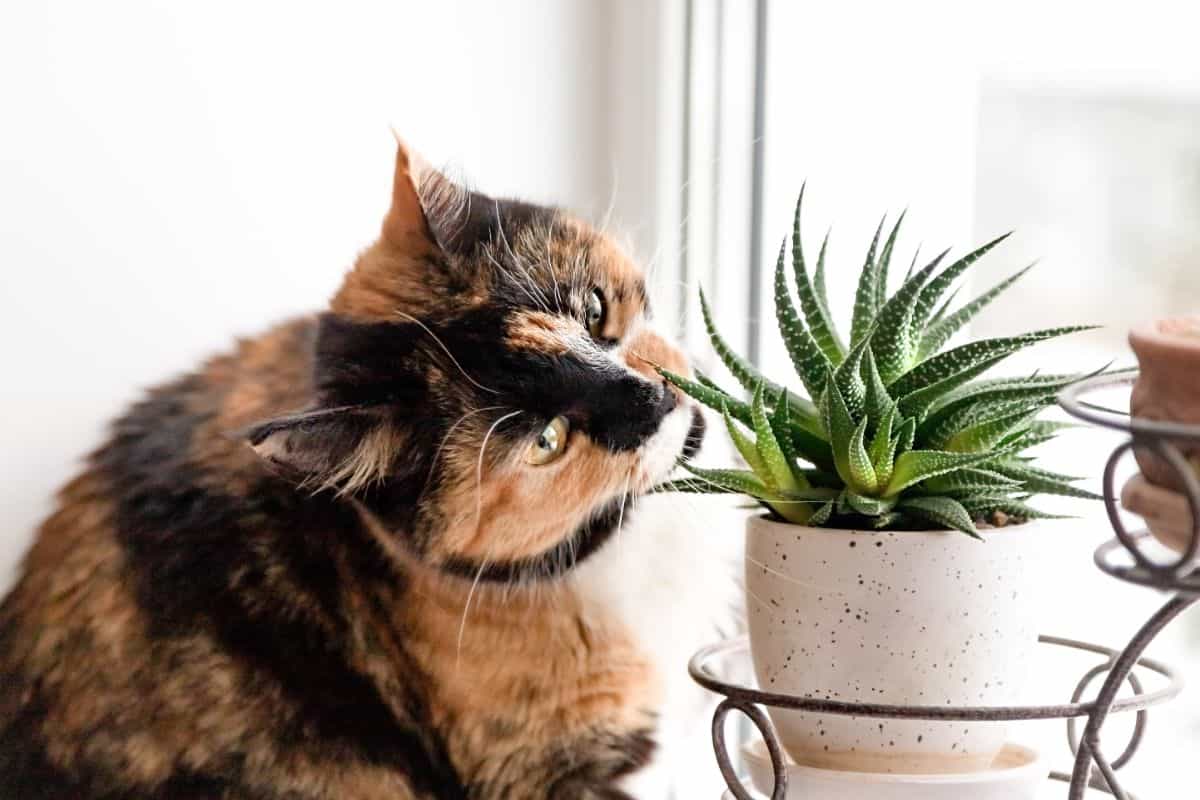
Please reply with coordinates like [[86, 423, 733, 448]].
[[0, 139, 739, 799]]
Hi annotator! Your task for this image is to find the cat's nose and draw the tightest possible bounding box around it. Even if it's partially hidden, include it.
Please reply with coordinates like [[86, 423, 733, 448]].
[[585, 374, 677, 452]]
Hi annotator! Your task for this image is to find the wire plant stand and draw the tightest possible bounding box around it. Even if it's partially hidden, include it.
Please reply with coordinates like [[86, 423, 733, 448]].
[[692, 373, 1200, 799]]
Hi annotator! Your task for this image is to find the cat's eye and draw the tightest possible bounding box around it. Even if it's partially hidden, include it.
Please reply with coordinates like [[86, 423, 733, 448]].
[[585, 288, 606, 338], [526, 415, 570, 465]]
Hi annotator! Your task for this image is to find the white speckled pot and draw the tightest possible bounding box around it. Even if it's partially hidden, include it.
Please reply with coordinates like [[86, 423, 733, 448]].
[[746, 515, 1044, 775]]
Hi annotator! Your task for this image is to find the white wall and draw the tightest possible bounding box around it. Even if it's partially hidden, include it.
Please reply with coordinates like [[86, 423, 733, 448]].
[[0, 0, 675, 588], [752, 1, 980, 389]]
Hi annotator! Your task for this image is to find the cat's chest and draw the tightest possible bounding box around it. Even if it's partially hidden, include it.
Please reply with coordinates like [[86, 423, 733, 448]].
[[398, 491, 741, 795], [570, 491, 745, 796], [398, 570, 659, 794]]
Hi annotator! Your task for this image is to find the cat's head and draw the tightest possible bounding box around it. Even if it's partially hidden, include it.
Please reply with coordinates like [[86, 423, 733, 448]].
[[244, 140, 704, 583]]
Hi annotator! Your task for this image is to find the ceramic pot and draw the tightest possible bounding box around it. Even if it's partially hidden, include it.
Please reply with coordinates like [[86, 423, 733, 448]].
[[1129, 316, 1200, 491], [745, 516, 1044, 774]]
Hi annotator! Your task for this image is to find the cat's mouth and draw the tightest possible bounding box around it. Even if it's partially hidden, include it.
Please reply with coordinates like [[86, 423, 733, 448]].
[[681, 406, 706, 462]]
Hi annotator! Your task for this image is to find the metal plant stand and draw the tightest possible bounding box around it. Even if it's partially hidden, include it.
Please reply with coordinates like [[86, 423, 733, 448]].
[[692, 373, 1200, 799]]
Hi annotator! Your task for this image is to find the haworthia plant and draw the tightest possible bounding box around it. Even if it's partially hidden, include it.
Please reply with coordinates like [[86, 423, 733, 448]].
[[658, 191, 1111, 537]]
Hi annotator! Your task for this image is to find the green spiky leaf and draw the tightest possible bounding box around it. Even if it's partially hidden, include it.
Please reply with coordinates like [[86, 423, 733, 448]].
[[773, 240, 834, 399], [989, 461, 1101, 500], [699, 288, 783, 397], [753, 384, 806, 493], [849, 215, 887, 346], [919, 370, 1094, 441], [868, 406, 896, 471], [875, 210, 906, 310], [822, 370, 860, 490], [832, 328, 874, 421], [898, 496, 980, 538], [844, 490, 896, 517], [847, 415, 878, 494], [929, 284, 963, 327], [722, 404, 769, 483], [922, 468, 1021, 495], [771, 389, 809, 487], [813, 229, 834, 317], [652, 478, 734, 494], [659, 367, 748, 421], [957, 497, 1069, 521], [920, 262, 1036, 357], [809, 500, 835, 526], [862, 347, 896, 424], [909, 232, 1013, 334], [791, 187, 845, 363], [897, 355, 1010, 421], [661, 368, 830, 466], [888, 326, 1099, 399], [885, 449, 1003, 496], [674, 193, 1100, 530], [942, 407, 1039, 454], [699, 369, 822, 433], [895, 417, 916, 455], [1004, 420, 1076, 452], [868, 247, 947, 382], [679, 464, 774, 497]]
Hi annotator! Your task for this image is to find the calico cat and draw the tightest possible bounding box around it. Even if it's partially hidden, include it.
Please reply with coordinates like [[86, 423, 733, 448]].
[[0, 141, 728, 798]]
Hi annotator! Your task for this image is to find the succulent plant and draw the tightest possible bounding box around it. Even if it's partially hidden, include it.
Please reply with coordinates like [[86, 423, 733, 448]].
[[659, 188, 1108, 537]]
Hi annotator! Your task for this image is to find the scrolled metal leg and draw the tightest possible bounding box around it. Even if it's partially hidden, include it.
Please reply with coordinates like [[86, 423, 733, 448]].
[[1068, 595, 1199, 799], [1106, 437, 1200, 578], [1067, 662, 1145, 770], [712, 697, 788, 800]]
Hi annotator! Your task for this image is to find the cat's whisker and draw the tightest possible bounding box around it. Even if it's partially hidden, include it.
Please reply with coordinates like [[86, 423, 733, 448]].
[[494, 202, 552, 313], [532, 231, 558, 314], [486, 249, 546, 311], [458, 405, 520, 670], [520, 260, 552, 313], [543, 236, 564, 313], [569, 248, 588, 301], [510, 251, 548, 312], [543, 236, 568, 316], [455, 543, 495, 674], [613, 466, 634, 554], [598, 160, 620, 237], [419, 405, 508, 503], [392, 310, 500, 396], [473, 410, 523, 535], [496, 253, 546, 312]]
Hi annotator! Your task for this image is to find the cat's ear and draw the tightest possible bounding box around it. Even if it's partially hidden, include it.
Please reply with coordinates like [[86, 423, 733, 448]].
[[382, 136, 479, 256], [240, 406, 406, 494]]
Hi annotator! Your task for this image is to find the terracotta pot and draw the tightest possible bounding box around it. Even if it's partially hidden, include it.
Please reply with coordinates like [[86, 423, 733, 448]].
[[745, 516, 1044, 775], [1121, 474, 1197, 554], [1129, 316, 1200, 491]]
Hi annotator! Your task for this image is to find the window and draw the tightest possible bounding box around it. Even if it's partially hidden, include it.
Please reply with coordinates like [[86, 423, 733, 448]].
[[672, 1, 1200, 793]]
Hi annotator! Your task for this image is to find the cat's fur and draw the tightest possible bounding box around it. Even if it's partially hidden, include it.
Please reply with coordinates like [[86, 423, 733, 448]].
[[0, 142, 733, 798]]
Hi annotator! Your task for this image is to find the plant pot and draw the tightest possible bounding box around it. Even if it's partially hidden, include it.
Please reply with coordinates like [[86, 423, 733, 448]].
[[1129, 316, 1200, 492], [745, 515, 1044, 775]]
